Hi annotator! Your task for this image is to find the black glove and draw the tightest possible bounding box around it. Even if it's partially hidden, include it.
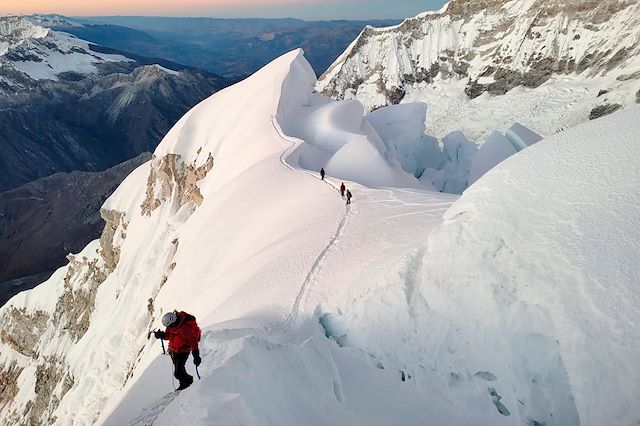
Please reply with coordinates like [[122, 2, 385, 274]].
[[154, 330, 165, 339], [192, 350, 201, 366]]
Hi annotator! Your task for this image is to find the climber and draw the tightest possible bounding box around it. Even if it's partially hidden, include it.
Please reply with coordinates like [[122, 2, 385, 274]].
[[346, 189, 352, 205], [320, 168, 325, 180], [154, 310, 202, 390], [340, 182, 345, 197]]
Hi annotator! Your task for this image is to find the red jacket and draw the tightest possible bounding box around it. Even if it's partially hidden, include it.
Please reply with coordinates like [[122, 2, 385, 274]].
[[163, 311, 201, 353]]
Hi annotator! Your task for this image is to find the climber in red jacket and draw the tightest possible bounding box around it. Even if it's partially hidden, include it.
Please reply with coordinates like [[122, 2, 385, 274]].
[[154, 310, 202, 390]]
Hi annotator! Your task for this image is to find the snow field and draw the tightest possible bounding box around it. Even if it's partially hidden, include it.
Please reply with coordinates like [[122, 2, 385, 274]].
[[2, 46, 638, 426]]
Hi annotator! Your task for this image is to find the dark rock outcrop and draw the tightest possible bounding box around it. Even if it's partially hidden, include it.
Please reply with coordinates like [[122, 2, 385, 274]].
[[589, 103, 622, 120]]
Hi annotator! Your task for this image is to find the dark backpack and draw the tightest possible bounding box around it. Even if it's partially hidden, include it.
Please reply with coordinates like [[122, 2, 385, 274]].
[[181, 313, 201, 346]]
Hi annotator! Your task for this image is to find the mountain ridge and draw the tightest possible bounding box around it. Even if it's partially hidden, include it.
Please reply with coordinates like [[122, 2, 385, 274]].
[[317, 0, 640, 140]]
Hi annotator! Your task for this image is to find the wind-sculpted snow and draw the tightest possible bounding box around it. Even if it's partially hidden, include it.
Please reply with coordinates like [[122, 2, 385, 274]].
[[277, 90, 421, 189], [2, 47, 637, 426], [279, 94, 541, 193], [468, 122, 542, 185], [417, 106, 640, 425]]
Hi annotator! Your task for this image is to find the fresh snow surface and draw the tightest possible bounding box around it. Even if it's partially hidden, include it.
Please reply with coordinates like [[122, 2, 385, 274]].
[[468, 131, 517, 185], [2, 48, 638, 426], [102, 54, 639, 426], [416, 106, 640, 426]]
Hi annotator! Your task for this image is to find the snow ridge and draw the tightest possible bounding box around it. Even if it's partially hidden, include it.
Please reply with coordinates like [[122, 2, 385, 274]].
[[270, 113, 352, 331]]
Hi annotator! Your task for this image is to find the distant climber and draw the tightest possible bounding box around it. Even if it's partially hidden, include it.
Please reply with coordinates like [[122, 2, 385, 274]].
[[346, 189, 352, 205], [154, 310, 202, 390], [340, 182, 345, 197], [320, 168, 325, 180]]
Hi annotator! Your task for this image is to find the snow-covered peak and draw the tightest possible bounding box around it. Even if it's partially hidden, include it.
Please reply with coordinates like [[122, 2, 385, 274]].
[[0, 16, 49, 55], [0, 15, 133, 85], [318, 0, 640, 141]]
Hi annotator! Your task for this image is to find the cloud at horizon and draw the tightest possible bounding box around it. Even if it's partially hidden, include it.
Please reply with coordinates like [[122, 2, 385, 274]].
[[1, 0, 448, 20]]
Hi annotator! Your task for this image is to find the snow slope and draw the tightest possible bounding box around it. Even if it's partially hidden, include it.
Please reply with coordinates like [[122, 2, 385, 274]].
[[103, 63, 640, 426], [104, 82, 640, 426], [416, 106, 640, 425], [0, 48, 451, 424], [1, 47, 638, 426]]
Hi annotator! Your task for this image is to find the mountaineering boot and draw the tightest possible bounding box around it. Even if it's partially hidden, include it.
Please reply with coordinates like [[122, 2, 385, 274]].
[[176, 376, 193, 391]]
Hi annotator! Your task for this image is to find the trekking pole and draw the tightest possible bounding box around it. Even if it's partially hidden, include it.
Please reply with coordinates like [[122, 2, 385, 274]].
[[196, 365, 201, 380]]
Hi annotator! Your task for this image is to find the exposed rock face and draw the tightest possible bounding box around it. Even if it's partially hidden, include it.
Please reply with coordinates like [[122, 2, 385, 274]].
[[0, 153, 150, 307], [589, 103, 622, 120], [0, 254, 102, 424], [0, 16, 228, 192], [317, 0, 640, 138], [0, 207, 126, 423], [0, 362, 23, 416], [141, 153, 214, 216], [26, 358, 74, 425], [54, 254, 110, 341], [0, 307, 49, 357], [99, 209, 125, 273]]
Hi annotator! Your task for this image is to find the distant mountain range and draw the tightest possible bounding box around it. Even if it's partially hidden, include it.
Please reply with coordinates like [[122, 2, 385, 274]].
[[37, 15, 401, 78], [0, 16, 229, 192]]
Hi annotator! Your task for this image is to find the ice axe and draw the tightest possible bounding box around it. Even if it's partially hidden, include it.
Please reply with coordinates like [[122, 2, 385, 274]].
[[147, 329, 166, 354]]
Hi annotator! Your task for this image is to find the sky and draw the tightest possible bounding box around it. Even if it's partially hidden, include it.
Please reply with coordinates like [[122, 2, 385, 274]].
[[1, 0, 449, 20]]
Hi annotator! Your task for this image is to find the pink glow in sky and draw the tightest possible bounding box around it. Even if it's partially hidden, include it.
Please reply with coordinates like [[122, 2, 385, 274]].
[[2, 0, 334, 16]]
